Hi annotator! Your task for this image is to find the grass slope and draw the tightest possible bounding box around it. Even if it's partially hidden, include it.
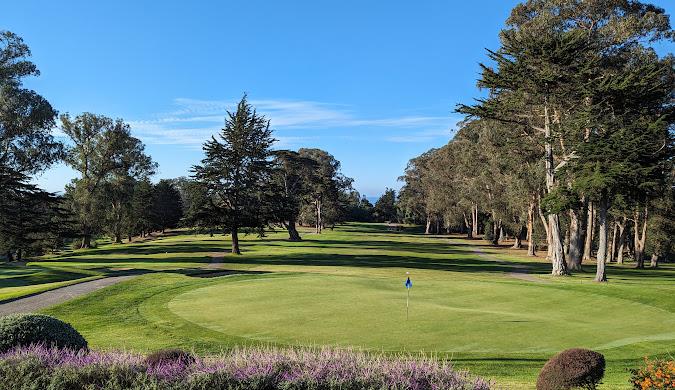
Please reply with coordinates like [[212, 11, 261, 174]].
[[14, 223, 673, 389]]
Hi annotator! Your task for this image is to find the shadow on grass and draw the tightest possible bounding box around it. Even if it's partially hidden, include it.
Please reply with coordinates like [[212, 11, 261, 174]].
[[17, 222, 675, 282]]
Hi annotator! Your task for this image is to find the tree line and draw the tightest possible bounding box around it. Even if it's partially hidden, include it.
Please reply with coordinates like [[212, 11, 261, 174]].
[[399, 0, 674, 281], [180, 95, 384, 254], [0, 31, 381, 259]]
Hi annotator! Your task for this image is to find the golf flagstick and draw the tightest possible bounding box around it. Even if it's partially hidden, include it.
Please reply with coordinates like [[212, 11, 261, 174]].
[[405, 272, 412, 320], [406, 287, 409, 320]]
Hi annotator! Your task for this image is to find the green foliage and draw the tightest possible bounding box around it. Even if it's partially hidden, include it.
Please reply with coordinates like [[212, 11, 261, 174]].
[[0, 165, 72, 260], [61, 113, 156, 248], [373, 188, 397, 222], [342, 191, 374, 222], [536, 348, 605, 390], [152, 180, 183, 232], [0, 31, 62, 175], [0, 314, 87, 352], [191, 95, 276, 252], [297, 148, 353, 231]]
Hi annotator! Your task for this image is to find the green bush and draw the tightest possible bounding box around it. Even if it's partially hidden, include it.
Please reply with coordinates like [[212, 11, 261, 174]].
[[0, 314, 87, 352], [536, 348, 605, 390]]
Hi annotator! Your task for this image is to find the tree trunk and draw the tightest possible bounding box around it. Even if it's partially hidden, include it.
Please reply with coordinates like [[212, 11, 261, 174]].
[[491, 212, 499, 246], [16, 249, 22, 262], [286, 218, 302, 241], [231, 227, 241, 255], [435, 218, 440, 235], [6, 251, 14, 262], [608, 221, 618, 263], [463, 212, 472, 239], [537, 193, 552, 260], [512, 226, 523, 249], [634, 206, 648, 269], [594, 196, 608, 282], [650, 254, 658, 268], [583, 201, 595, 262], [425, 216, 431, 234], [616, 217, 627, 264], [472, 203, 479, 237], [81, 234, 92, 249], [543, 103, 568, 276], [527, 198, 536, 256], [566, 208, 584, 271], [315, 200, 322, 234]]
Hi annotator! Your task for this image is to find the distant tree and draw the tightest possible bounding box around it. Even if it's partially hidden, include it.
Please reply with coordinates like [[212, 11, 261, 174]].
[[129, 179, 154, 239], [192, 95, 276, 254], [175, 178, 216, 233], [373, 188, 397, 222], [271, 150, 317, 241], [298, 148, 352, 233], [342, 191, 374, 222], [62, 113, 155, 248], [101, 174, 135, 243], [398, 152, 433, 226], [152, 180, 183, 233]]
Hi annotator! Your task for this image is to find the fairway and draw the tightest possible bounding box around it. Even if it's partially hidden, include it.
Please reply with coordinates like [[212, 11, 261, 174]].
[[32, 223, 675, 388]]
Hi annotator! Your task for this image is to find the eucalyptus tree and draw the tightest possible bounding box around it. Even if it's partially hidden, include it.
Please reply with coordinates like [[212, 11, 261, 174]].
[[192, 95, 276, 254], [458, 0, 673, 277], [398, 151, 434, 226], [62, 113, 156, 248], [297, 148, 351, 234]]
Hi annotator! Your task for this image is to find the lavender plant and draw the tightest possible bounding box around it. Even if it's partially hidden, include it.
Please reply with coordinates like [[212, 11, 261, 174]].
[[0, 345, 492, 390]]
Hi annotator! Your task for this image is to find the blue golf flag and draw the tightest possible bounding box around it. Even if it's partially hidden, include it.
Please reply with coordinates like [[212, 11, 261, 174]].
[[405, 277, 412, 289]]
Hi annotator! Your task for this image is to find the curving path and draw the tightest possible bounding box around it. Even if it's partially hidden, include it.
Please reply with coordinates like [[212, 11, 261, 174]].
[[0, 276, 137, 316]]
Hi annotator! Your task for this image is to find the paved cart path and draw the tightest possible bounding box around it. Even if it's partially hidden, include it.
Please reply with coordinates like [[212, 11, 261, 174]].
[[0, 276, 137, 316]]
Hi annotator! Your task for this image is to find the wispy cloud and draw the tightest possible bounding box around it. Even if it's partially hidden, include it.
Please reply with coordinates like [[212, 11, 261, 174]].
[[127, 97, 457, 147], [385, 128, 458, 143]]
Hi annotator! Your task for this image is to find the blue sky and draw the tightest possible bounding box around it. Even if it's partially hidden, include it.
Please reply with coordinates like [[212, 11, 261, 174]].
[[3, 1, 673, 198]]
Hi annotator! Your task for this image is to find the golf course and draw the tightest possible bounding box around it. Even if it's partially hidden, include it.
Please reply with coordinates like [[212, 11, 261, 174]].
[[0, 223, 670, 388]]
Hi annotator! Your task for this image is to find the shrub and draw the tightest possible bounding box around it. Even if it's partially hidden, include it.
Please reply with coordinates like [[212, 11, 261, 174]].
[[146, 348, 195, 367], [0, 314, 87, 353], [630, 358, 674, 389], [0, 345, 493, 389], [536, 348, 605, 390]]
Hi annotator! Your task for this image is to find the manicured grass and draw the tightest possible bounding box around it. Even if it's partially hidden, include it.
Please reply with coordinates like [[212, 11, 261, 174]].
[[0, 232, 217, 301], [27, 224, 675, 389], [0, 264, 103, 302]]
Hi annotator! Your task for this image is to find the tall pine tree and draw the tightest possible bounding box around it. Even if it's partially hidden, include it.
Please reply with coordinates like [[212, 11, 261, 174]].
[[192, 95, 276, 254]]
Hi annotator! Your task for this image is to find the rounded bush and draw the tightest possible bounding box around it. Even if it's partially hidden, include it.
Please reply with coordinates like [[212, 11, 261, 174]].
[[0, 314, 87, 353], [145, 348, 195, 367], [537, 348, 605, 390]]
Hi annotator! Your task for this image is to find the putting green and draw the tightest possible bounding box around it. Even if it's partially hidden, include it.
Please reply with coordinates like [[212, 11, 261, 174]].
[[168, 273, 675, 355]]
